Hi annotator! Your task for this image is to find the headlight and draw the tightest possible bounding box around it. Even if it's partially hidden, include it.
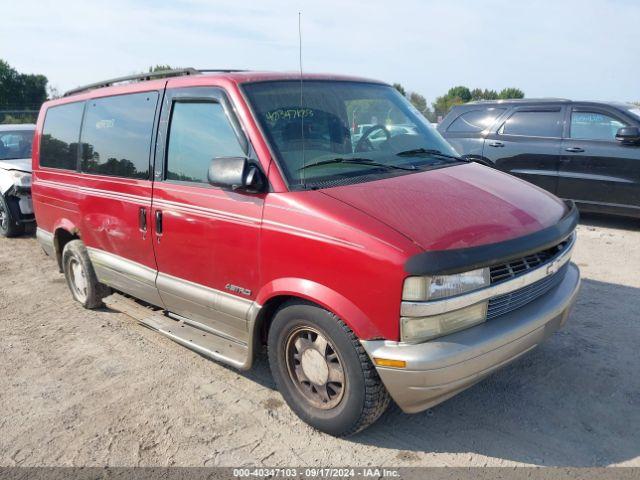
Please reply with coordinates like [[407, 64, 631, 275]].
[[402, 268, 490, 301], [401, 301, 488, 342], [10, 171, 32, 189]]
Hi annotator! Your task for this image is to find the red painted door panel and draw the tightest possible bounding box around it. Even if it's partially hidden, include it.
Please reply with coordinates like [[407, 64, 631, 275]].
[[150, 86, 264, 341], [79, 175, 154, 267]]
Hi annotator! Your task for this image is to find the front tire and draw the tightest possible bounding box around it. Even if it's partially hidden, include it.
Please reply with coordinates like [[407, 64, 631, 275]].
[[268, 301, 390, 436], [0, 195, 25, 237], [62, 239, 110, 309]]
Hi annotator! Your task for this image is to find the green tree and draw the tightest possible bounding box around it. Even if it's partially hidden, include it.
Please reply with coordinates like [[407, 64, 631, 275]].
[[471, 88, 499, 101], [47, 85, 61, 100], [431, 86, 472, 119], [483, 89, 500, 100], [408, 91, 427, 113], [149, 64, 174, 72], [470, 88, 483, 101], [392, 83, 406, 97], [430, 85, 525, 119], [432, 94, 464, 120], [408, 91, 435, 122], [447, 86, 472, 103], [498, 87, 525, 99], [0, 59, 48, 123]]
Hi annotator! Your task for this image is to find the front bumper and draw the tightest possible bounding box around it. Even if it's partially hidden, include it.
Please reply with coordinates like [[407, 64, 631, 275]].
[[361, 262, 580, 414]]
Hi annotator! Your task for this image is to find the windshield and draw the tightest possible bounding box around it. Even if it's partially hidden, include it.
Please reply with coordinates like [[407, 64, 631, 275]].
[[243, 81, 460, 190], [0, 130, 34, 160]]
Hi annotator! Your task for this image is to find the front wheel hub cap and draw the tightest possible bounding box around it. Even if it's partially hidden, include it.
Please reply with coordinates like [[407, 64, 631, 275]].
[[301, 348, 329, 385], [285, 326, 346, 410]]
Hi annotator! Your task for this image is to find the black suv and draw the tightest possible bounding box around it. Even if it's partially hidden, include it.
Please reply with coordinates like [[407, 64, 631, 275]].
[[438, 99, 640, 218]]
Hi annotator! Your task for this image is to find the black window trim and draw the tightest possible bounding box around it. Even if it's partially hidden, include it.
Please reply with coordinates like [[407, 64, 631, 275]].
[[77, 89, 161, 181], [156, 86, 261, 191], [38, 99, 86, 172], [497, 106, 565, 139], [566, 105, 629, 143]]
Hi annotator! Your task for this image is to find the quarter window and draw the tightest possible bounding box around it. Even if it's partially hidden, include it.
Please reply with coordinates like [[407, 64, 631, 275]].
[[500, 110, 563, 137], [40, 102, 85, 170], [447, 108, 505, 133], [80, 92, 158, 179], [166, 102, 245, 184], [570, 111, 626, 141]]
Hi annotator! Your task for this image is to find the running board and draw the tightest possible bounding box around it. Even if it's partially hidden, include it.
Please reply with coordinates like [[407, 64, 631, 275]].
[[103, 293, 249, 369]]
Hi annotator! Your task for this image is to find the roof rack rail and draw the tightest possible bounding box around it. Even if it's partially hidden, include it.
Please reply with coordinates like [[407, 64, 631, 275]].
[[468, 97, 571, 104], [198, 69, 248, 73], [62, 68, 247, 97]]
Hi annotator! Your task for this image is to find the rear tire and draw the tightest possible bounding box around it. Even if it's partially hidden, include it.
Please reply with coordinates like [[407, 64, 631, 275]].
[[62, 239, 110, 309], [268, 300, 390, 436], [0, 195, 25, 238]]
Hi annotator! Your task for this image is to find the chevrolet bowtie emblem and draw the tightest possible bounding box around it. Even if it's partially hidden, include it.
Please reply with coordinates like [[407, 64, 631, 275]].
[[547, 258, 561, 275]]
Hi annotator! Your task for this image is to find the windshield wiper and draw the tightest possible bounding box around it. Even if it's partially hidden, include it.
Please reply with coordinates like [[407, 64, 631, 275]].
[[395, 148, 466, 162], [298, 157, 417, 172]]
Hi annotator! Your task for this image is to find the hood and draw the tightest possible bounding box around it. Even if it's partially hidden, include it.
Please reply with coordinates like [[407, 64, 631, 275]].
[[0, 158, 32, 173], [320, 162, 568, 251]]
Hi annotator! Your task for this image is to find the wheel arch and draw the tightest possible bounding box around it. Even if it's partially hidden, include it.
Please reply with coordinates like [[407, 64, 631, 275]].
[[253, 278, 383, 346], [52, 220, 81, 271]]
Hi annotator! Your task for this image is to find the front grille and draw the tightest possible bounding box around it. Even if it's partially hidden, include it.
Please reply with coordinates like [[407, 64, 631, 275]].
[[486, 263, 568, 320], [485, 236, 572, 320], [489, 239, 570, 284]]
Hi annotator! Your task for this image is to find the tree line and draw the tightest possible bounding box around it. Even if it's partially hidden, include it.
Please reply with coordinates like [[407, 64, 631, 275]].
[[0, 59, 50, 123], [393, 83, 525, 122]]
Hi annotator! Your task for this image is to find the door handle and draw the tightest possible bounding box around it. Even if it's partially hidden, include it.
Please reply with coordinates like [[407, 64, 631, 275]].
[[138, 207, 147, 232], [488, 141, 504, 148], [565, 147, 585, 153], [155, 210, 163, 235]]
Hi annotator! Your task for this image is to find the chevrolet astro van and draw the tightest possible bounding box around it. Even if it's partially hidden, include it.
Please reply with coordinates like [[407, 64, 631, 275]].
[[32, 69, 580, 436]]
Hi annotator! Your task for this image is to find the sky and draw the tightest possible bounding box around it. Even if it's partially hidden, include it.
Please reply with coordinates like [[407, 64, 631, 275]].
[[2, 0, 639, 103]]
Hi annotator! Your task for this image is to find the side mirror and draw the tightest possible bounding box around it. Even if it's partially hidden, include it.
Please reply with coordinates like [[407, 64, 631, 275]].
[[615, 126, 640, 145], [207, 157, 266, 193]]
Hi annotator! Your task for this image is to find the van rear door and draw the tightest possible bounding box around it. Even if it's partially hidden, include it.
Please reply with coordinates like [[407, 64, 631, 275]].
[[150, 85, 264, 344]]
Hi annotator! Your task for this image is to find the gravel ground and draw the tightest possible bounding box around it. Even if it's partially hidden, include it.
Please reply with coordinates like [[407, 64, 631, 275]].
[[1, 213, 639, 467]]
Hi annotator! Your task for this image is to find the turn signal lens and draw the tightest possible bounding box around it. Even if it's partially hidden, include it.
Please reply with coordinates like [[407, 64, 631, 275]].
[[373, 358, 407, 368]]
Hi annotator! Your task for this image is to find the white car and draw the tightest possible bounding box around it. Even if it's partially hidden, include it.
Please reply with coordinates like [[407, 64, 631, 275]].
[[0, 124, 35, 237]]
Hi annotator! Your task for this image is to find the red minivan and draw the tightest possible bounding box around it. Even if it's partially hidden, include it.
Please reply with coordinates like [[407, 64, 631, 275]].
[[32, 69, 580, 436]]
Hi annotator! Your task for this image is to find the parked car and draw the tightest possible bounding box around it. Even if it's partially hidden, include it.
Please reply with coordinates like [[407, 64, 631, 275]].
[[0, 124, 36, 236], [351, 124, 418, 148], [33, 70, 580, 436], [438, 99, 640, 218]]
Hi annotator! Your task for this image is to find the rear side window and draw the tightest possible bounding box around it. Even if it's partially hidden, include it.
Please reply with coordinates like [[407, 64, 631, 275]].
[[166, 102, 245, 183], [40, 102, 85, 170], [500, 110, 563, 137], [80, 92, 158, 179], [447, 108, 505, 133], [570, 111, 626, 141]]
